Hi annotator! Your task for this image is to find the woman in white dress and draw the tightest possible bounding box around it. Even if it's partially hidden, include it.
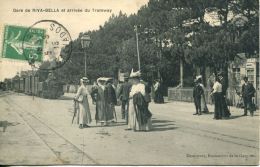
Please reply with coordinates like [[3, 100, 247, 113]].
[[127, 70, 152, 131], [74, 77, 92, 129]]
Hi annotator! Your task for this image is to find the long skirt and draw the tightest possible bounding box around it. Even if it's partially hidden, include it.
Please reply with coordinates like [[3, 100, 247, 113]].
[[221, 94, 231, 117], [128, 99, 152, 131], [154, 90, 164, 103], [95, 101, 114, 123], [77, 96, 91, 125], [214, 92, 222, 119], [201, 95, 209, 113]]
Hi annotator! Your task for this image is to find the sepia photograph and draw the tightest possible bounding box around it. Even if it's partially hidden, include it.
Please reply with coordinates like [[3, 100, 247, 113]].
[[0, 0, 259, 166]]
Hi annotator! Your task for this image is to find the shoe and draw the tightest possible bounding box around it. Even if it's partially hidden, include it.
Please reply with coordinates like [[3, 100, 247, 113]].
[[242, 114, 247, 116], [250, 113, 254, 117], [125, 128, 132, 130], [193, 113, 198, 115], [198, 113, 202, 115], [83, 124, 90, 128], [79, 124, 83, 129]]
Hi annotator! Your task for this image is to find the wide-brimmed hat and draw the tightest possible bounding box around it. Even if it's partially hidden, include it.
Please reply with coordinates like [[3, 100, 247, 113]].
[[97, 77, 112, 82], [129, 69, 141, 78]]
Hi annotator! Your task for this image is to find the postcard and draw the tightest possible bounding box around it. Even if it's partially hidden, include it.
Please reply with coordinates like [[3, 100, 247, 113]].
[[0, 0, 259, 166]]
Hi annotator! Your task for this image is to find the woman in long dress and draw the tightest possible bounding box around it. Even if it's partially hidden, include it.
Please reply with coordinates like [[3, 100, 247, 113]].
[[211, 77, 222, 120], [197, 76, 209, 113], [91, 78, 114, 126], [74, 77, 92, 129], [127, 71, 152, 131]]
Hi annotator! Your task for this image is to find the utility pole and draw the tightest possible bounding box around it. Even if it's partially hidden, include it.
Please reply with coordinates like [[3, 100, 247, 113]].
[[134, 25, 141, 71]]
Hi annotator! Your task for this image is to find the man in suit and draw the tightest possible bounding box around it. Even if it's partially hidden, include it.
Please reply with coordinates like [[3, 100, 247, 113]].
[[118, 77, 132, 123], [242, 76, 256, 116]]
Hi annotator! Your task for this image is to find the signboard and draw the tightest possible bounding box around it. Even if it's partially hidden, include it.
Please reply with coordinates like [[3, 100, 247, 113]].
[[2, 25, 45, 62]]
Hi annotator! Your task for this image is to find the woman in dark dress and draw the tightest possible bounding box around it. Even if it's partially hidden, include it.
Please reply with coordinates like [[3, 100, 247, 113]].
[[211, 77, 223, 119]]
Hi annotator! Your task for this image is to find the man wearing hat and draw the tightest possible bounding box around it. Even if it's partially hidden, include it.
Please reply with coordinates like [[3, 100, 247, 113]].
[[241, 76, 256, 116], [118, 75, 132, 123]]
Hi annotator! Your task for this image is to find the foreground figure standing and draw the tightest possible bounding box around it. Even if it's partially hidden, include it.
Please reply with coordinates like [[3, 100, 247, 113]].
[[127, 70, 152, 131], [91, 78, 115, 126], [74, 77, 92, 129]]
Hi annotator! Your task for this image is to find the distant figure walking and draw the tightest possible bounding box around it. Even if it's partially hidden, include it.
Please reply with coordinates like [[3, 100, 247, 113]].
[[241, 76, 256, 116], [153, 79, 164, 103], [193, 76, 203, 115], [74, 77, 92, 129]]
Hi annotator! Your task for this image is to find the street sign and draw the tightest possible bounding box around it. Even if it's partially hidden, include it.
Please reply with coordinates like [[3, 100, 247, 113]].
[[2, 25, 45, 62]]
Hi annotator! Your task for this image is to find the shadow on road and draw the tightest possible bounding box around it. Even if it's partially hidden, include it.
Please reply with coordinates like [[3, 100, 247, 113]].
[[0, 121, 20, 132], [151, 118, 175, 124], [90, 122, 126, 128], [59, 96, 74, 100], [151, 127, 179, 132], [151, 118, 178, 132]]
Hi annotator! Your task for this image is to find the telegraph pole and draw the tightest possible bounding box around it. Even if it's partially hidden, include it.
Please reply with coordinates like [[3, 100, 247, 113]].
[[134, 25, 141, 71]]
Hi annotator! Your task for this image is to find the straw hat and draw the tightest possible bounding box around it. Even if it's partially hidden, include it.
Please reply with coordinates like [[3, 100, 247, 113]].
[[129, 69, 141, 78]]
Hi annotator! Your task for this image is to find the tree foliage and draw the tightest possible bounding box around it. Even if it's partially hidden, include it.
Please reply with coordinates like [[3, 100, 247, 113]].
[[52, 0, 258, 87]]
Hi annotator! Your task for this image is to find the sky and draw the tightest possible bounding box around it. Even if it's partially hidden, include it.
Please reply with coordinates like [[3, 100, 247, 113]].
[[0, 0, 149, 81]]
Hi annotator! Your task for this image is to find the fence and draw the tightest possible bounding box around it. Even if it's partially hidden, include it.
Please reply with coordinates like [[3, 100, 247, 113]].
[[168, 87, 259, 108]]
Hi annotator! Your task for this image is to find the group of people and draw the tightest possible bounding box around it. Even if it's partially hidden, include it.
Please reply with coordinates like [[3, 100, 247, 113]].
[[193, 72, 256, 119], [73, 70, 153, 132]]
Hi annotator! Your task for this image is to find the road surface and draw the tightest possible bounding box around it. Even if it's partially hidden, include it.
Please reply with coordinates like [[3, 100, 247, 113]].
[[0, 92, 259, 165]]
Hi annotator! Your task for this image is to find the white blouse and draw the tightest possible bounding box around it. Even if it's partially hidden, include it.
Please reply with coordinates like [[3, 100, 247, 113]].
[[129, 83, 145, 98], [212, 81, 222, 93]]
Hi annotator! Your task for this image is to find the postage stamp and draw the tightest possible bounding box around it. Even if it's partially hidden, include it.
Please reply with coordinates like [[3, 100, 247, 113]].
[[1, 20, 72, 71], [22, 20, 73, 71], [2, 25, 45, 62]]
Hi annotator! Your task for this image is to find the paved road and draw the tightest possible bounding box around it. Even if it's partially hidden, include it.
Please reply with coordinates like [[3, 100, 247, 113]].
[[0, 92, 259, 165]]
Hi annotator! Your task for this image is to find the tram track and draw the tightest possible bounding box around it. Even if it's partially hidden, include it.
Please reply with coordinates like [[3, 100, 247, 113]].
[[178, 126, 259, 149], [4, 97, 99, 165], [153, 113, 259, 150]]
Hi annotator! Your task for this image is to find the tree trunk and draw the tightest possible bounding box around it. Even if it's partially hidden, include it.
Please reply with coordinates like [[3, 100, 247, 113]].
[[180, 58, 183, 87]]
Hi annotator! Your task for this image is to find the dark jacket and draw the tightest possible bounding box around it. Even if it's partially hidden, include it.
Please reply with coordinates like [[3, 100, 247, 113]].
[[193, 83, 203, 98], [141, 80, 151, 103], [133, 92, 152, 125], [242, 83, 255, 99], [105, 83, 117, 105], [118, 82, 132, 101]]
